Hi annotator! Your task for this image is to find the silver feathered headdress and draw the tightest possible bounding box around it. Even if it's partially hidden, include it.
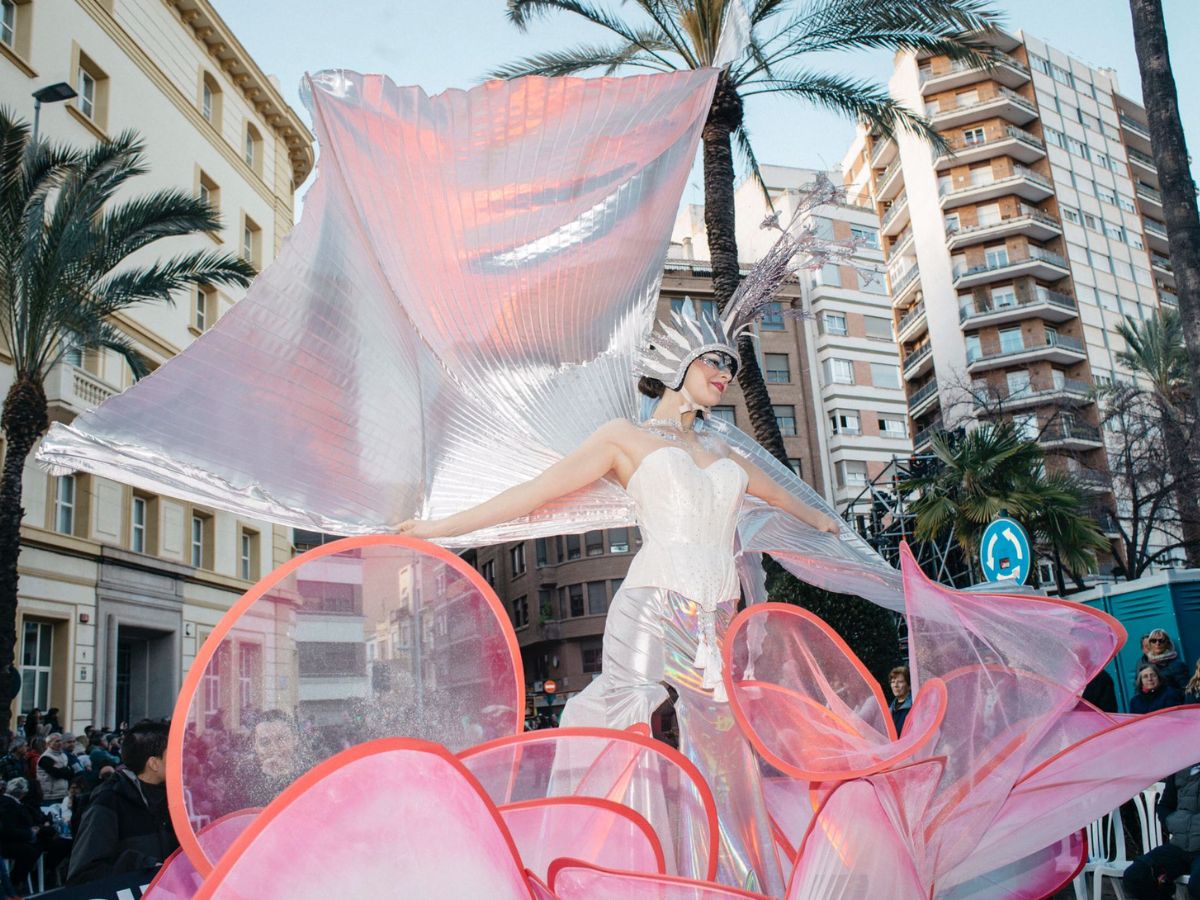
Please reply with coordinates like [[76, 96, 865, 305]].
[[637, 173, 857, 391]]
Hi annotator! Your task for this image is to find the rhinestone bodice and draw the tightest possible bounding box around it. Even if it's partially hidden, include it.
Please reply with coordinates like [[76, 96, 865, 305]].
[[622, 445, 747, 611]]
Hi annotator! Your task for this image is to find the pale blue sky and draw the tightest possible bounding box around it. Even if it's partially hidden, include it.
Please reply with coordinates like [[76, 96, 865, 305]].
[[212, 0, 1199, 202]]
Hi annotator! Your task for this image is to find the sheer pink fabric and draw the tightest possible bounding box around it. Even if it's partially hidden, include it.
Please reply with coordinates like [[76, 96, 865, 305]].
[[167, 536, 523, 873], [549, 859, 772, 899], [145, 811, 257, 899]]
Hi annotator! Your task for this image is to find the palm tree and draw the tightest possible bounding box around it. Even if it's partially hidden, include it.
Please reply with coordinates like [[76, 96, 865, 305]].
[[1128, 0, 1200, 424], [1114, 309, 1200, 566], [0, 110, 255, 727], [491, 0, 1001, 463], [901, 421, 1107, 591]]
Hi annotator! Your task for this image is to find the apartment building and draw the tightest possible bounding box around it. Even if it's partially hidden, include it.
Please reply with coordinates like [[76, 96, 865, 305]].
[[844, 28, 1175, 582], [0, 0, 312, 730], [472, 165, 911, 710]]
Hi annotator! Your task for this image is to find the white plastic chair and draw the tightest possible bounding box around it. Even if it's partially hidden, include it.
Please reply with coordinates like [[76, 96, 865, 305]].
[[1134, 782, 1167, 853], [1076, 808, 1135, 900]]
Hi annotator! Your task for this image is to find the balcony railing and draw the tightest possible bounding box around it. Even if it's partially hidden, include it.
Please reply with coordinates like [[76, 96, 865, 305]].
[[897, 303, 925, 335], [946, 205, 1061, 239], [1137, 183, 1163, 204], [1041, 421, 1102, 444], [1119, 113, 1151, 139], [959, 286, 1076, 322], [1144, 218, 1168, 238], [941, 125, 1043, 155], [913, 419, 945, 449], [881, 191, 909, 228], [977, 378, 1092, 408], [953, 246, 1069, 281], [933, 85, 1036, 117], [1160, 290, 1178, 306], [967, 332, 1084, 365], [903, 342, 933, 372], [939, 164, 1052, 198], [1127, 147, 1157, 169], [908, 378, 939, 408], [877, 156, 902, 187], [891, 264, 920, 297], [919, 53, 1029, 83], [1152, 252, 1173, 272]]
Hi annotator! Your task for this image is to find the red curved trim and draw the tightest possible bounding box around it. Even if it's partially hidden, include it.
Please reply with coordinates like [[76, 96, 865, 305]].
[[143, 807, 263, 894], [497, 796, 667, 875], [546, 856, 773, 899], [458, 726, 721, 882], [194, 737, 532, 900], [167, 534, 524, 876], [769, 817, 795, 865]]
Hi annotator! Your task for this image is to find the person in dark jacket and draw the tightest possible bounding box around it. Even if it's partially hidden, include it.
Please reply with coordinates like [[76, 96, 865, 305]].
[[1130, 663, 1184, 715], [0, 777, 71, 888], [1082, 668, 1119, 713], [888, 666, 913, 734], [1124, 764, 1200, 898], [66, 720, 178, 886], [1140, 630, 1190, 694]]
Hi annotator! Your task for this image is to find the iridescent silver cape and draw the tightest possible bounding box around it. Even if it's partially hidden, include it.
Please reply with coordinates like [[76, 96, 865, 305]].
[[37, 66, 901, 610]]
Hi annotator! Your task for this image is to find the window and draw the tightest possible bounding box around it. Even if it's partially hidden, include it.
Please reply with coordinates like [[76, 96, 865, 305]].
[[999, 327, 1024, 354], [962, 126, 986, 146], [565, 534, 581, 560], [1103, 222, 1125, 242], [839, 461, 868, 486], [1061, 206, 1080, 224], [774, 405, 797, 436], [568, 584, 584, 617], [670, 297, 718, 319], [77, 67, 97, 121], [538, 587, 555, 621], [20, 620, 53, 713], [849, 225, 879, 249], [587, 581, 607, 615], [760, 302, 785, 331], [131, 495, 147, 553], [1051, 63, 1075, 88], [582, 643, 603, 674], [204, 643, 226, 715], [1096, 186, 1117, 207], [991, 285, 1017, 308], [0, 1, 14, 49], [512, 596, 529, 629], [190, 513, 213, 569], [787, 458, 803, 477], [54, 475, 75, 534], [864, 315, 892, 340], [510, 542, 526, 575], [238, 643, 261, 710], [879, 416, 907, 437], [965, 334, 982, 362], [1007, 370, 1031, 396], [821, 312, 848, 336], [200, 73, 222, 128], [198, 171, 220, 213], [1044, 126, 1067, 150], [984, 245, 1009, 269], [870, 363, 900, 389], [764, 353, 790, 383], [608, 528, 629, 553], [1066, 136, 1089, 160], [585, 531, 604, 557], [710, 405, 736, 425], [481, 560, 495, 585], [830, 412, 860, 435], [240, 529, 258, 580], [535, 538, 548, 568], [194, 286, 214, 332], [1014, 413, 1039, 441], [244, 123, 263, 173], [977, 203, 1002, 227], [1030, 53, 1051, 75], [823, 358, 855, 385], [811, 216, 834, 239], [241, 215, 262, 266]]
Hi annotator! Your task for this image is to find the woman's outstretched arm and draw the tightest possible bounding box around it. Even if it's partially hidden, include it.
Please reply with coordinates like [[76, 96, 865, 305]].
[[731, 454, 842, 534], [398, 420, 630, 539]]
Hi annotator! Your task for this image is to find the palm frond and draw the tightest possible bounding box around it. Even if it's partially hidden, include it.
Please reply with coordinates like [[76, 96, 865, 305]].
[[485, 41, 675, 79], [733, 125, 774, 211], [505, 0, 695, 66]]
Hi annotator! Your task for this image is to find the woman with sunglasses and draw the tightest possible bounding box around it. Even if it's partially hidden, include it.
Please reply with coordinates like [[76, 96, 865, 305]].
[[1140, 629, 1190, 694]]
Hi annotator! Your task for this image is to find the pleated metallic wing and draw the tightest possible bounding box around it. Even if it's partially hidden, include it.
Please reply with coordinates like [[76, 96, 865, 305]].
[[38, 68, 720, 536]]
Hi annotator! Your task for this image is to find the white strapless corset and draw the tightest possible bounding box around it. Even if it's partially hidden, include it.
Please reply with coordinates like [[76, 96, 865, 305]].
[[622, 446, 748, 612]]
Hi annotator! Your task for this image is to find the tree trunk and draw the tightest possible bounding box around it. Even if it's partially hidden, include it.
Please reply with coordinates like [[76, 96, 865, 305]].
[[701, 73, 789, 466], [1130, 0, 1200, 423], [0, 378, 50, 730]]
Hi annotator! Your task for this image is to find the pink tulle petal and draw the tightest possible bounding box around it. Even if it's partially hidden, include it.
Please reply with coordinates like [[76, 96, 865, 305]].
[[939, 834, 1084, 899], [785, 779, 926, 900], [145, 810, 258, 898], [459, 728, 719, 882], [762, 777, 823, 864], [723, 603, 947, 781], [167, 536, 524, 874], [548, 858, 773, 899], [196, 739, 531, 900], [499, 797, 666, 880]]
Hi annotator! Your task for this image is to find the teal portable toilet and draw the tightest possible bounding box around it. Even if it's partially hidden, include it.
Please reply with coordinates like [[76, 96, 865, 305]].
[[1071, 570, 1200, 712]]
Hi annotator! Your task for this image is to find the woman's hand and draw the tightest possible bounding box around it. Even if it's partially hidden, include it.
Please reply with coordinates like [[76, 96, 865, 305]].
[[397, 519, 447, 540], [812, 512, 843, 535]]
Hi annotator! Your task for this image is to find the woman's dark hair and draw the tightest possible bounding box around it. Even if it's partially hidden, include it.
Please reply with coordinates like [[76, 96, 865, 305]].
[[637, 376, 666, 399]]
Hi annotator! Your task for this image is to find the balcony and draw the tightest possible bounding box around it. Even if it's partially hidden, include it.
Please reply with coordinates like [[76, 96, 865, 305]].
[[1068, 466, 1112, 493], [908, 378, 940, 417], [896, 302, 927, 342], [1119, 113, 1151, 141], [876, 156, 904, 201], [952, 246, 1071, 289], [939, 165, 1054, 210], [880, 191, 910, 237], [45, 363, 119, 417], [934, 125, 1046, 170], [912, 418, 945, 451], [946, 206, 1062, 250], [1160, 289, 1178, 307], [1127, 146, 1157, 175], [966, 332, 1088, 373], [959, 286, 1077, 330], [871, 134, 897, 168], [1151, 252, 1174, 276], [919, 53, 1031, 95], [902, 342, 934, 381], [887, 226, 914, 261], [1040, 420, 1104, 450], [890, 263, 921, 305], [930, 86, 1038, 129], [973, 378, 1092, 413], [1137, 183, 1164, 214], [1143, 217, 1170, 253]]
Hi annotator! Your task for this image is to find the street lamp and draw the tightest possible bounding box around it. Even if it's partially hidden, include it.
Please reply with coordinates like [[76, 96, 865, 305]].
[[32, 82, 77, 143]]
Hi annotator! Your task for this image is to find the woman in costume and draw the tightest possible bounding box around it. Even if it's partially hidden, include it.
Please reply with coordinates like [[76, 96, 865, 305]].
[[399, 305, 838, 894]]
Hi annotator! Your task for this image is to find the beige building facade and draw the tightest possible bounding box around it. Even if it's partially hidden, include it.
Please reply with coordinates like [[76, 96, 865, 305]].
[[0, 0, 312, 731]]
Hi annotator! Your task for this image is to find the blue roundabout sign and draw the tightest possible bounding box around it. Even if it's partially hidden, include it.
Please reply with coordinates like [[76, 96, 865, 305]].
[[979, 517, 1032, 585]]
